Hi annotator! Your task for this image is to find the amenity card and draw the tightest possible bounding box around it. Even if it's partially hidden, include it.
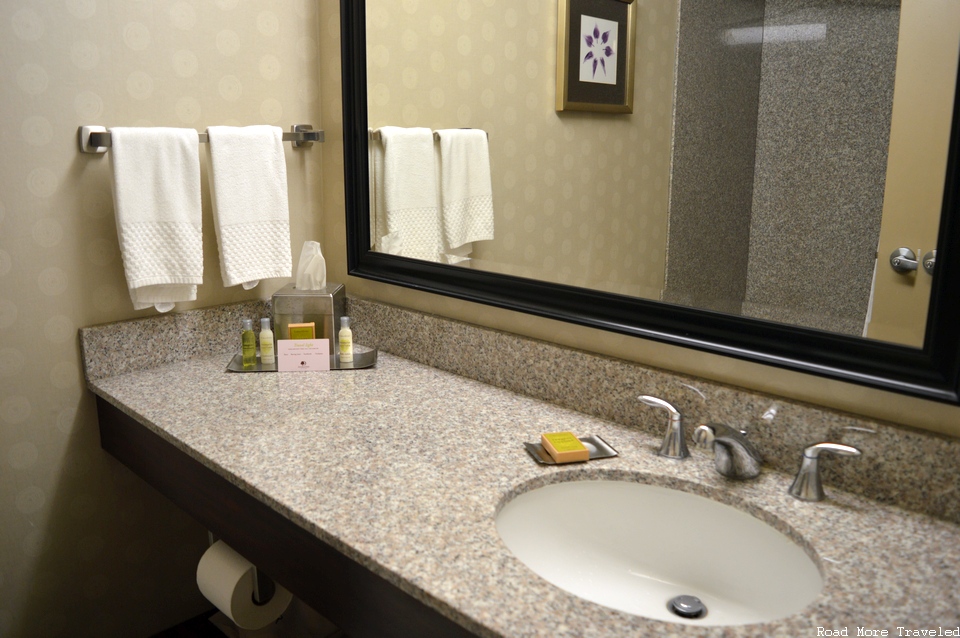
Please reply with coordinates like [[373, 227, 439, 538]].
[[277, 339, 330, 372]]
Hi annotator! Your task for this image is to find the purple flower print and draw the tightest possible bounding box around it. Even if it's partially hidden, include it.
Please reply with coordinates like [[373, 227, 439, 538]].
[[583, 23, 615, 78]]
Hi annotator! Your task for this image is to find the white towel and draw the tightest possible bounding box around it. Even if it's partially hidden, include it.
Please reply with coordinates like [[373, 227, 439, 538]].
[[435, 129, 494, 252], [108, 127, 203, 312], [206, 125, 292, 289], [376, 126, 442, 261], [368, 128, 387, 251]]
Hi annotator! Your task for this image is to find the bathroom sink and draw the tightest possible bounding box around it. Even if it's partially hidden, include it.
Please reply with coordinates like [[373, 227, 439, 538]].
[[495, 480, 822, 625]]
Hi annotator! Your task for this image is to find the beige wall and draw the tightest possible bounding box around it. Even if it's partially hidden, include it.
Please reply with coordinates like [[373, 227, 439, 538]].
[[0, 1, 322, 635], [363, 0, 676, 298], [868, 0, 960, 346], [319, 1, 960, 438]]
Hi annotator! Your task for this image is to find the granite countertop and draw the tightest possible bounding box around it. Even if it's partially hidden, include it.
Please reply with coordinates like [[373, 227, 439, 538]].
[[87, 351, 960, 637]]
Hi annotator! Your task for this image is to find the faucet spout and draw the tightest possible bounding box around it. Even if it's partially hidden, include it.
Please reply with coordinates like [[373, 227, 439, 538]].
[[694, 423, 762, 479], [638, 395, 689, 459]]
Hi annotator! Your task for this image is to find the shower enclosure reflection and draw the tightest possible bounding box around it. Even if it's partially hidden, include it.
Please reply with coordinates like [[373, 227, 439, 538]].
[[364, 0, 955, 346]]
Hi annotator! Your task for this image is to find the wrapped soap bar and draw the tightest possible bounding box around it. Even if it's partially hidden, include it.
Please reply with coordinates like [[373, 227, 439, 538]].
[[541, 432, 589, 463], [287, 322, 315, 339]]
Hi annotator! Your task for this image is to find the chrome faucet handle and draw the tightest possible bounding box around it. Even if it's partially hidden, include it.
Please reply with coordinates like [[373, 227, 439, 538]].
[[693, 423, 762, 480], [788, 442, 861, 502], [638, 395, 689, 459]]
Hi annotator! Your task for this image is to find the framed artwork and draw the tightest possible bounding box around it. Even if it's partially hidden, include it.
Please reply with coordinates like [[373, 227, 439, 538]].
[[556, 0, 637, 113]]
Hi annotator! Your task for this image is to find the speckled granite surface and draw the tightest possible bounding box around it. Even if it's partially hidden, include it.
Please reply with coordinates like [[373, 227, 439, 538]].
[[743, 0, 899, 335], [348, 297, 960, 524], [80, 300, 960, 636], [85, 352, 960, 636], [80, 300, 269, 381]]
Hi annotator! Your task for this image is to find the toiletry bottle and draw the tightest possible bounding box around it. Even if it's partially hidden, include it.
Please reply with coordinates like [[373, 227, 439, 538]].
[[259, 318, 275, 365], [339, 316, 354, 363], [241, 318, 257, 368]]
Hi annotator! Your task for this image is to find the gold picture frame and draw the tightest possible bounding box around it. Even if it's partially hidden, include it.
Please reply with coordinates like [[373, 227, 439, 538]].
[[556, 0, 637, 113]]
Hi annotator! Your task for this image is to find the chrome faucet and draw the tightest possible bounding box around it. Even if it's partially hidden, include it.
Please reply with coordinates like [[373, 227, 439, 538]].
[[788, 442, 861, 501], [693, 423, 763, 480], [638, 396, 689, 459]]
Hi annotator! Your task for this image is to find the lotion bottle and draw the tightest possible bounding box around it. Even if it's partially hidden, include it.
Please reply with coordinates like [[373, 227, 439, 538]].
[[339, 316, 354, 363], [259, 318, 275, 365], [241, 318, 256, 368]]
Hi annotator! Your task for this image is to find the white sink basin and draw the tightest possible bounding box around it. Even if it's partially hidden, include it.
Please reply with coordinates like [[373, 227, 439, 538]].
[[495, 480, 822, 625]]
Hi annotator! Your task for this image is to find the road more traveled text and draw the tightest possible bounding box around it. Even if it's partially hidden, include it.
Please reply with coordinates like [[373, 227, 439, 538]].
[[817, 628, 960, 637]]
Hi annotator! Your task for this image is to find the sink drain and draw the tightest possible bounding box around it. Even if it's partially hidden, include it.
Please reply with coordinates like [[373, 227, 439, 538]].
[[667, 595, 707, 619]]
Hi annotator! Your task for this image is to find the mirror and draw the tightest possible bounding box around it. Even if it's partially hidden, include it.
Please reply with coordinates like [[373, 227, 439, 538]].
[[340, 0, 960, 404]]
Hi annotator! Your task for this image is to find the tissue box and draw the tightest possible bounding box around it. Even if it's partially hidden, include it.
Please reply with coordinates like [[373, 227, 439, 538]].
[[272, 282, 345, 351]]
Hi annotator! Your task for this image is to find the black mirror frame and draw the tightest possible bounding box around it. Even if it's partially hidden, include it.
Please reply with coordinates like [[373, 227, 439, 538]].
[[339, 0, 960, 404]]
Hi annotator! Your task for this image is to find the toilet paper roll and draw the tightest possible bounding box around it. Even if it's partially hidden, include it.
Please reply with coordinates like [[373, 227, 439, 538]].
[[197, 540, 293, 630]]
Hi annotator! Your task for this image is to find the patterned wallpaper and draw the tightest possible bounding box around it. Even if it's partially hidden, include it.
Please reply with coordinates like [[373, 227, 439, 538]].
[[364, 0, 678, 299], [0, 1, 322, 635]]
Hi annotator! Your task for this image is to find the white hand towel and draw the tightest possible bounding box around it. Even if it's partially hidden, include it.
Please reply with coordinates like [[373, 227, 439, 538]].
[[435, 129, 494, 251], [206, 125, 292, 289], [376, 126, 442, 261], [368, 128, 387, 251], [108, 127, 203, 312]]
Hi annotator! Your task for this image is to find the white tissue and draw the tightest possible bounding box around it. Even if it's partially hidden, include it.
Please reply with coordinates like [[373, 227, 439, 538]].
[[295, 240, 326, 290]]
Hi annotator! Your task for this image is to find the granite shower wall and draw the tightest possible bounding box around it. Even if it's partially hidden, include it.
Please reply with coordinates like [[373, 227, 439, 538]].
[[743, 0, 899, 333], [663, 0, 765, 314], [0, 2, 322, 636], [666, 0, 899, 335]]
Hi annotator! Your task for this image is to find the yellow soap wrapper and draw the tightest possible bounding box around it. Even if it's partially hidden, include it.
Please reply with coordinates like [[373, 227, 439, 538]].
[[541, 431, 589, 463], [287, 322, 316, 340]]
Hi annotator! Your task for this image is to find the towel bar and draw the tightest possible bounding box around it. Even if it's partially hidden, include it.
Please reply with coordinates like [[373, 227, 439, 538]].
[[368, 128, 488, 142], [78, 124, 324, 154]]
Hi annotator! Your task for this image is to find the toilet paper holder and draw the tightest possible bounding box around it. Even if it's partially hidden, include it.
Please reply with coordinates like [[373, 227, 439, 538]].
[[252, 567, 276, 606], [206, 531, 277, 607], [198, 533, 293, 632]]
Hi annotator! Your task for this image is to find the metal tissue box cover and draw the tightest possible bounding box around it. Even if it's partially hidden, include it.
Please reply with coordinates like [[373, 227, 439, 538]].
[[272, 282, 345, 349]]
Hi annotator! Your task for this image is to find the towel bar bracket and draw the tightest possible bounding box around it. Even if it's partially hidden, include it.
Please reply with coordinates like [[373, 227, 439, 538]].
[[291, 124, 322, 148], [80, 125, 109, 154], [77, 124, 325, 154]]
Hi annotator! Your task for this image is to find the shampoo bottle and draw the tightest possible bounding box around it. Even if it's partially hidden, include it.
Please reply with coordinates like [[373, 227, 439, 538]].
[[241, 318, 256, 368], [259, 318, 275, 365], [339, 316, 353, 363]]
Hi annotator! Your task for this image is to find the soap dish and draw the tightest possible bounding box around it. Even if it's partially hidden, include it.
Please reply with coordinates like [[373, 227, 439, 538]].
[[524, 434, 618, 465]]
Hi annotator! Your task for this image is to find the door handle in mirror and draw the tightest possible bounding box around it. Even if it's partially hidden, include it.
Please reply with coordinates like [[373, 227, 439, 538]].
[[889, 247, 918, 273], [923, 250, 936, 275]]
